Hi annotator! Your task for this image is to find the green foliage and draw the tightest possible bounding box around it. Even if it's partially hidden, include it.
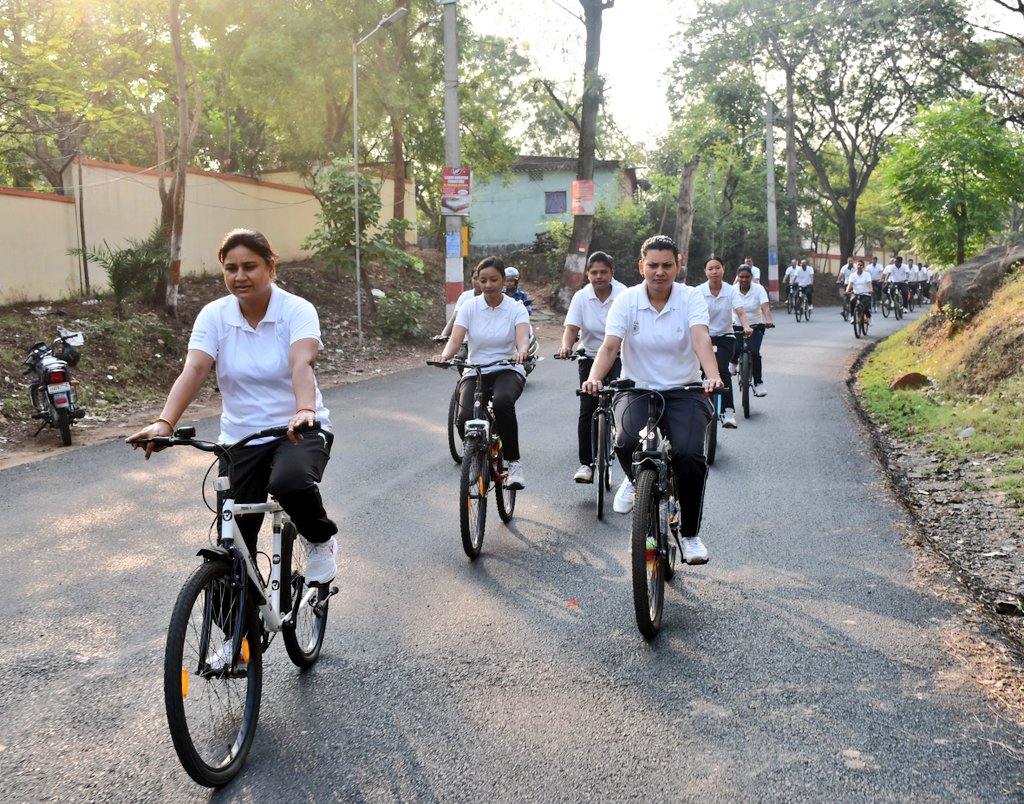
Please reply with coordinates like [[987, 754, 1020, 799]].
[[304, 164, 423, 280], [71, 222, 169, 306], [374, 289, 430, 340], [879, 96, 1024, 265]]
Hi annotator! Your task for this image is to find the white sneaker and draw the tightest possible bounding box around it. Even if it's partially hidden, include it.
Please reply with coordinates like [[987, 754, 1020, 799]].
[[574, 463, 593, 484], [613, 477, 635, 514], [506, 461, 525, 490], [809, 305, 814, 311], [305, 536, 337, 585], [722, 409, 738, 429], [682, 536, 709, 565], [206, 638, 246, 672], [728, 362, 738, 375], [753, 383, 767, 397]]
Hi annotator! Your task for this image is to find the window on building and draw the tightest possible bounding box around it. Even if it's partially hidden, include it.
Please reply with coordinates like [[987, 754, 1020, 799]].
[[545, 191, 567, 214]]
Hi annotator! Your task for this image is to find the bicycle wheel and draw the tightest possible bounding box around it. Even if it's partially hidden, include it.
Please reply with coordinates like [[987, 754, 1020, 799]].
[[740, 352, 751, 419], [895, 295, 904, 320], [704, 414, 718, 466], [281, 521, 329, 669], [881, 293, 891, 318], [459, 442, 487, 559], [861, 312, 870, 336], [447, 385, 463, 464], [594, 410, 609, 519], [495, 452, 516, 523], [630, 468, 665, 639], [794, 296, 804, 322], [853, 307, 862, 339], [165, 560, 263, 787], [785, 292, 793, 315], [805, 299, 812, 320], [906, 290, 914, 312]]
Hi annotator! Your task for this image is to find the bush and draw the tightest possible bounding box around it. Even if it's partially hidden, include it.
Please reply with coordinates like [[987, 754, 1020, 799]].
[[375, 289, 431, 340], [70, 222, 169, 306]]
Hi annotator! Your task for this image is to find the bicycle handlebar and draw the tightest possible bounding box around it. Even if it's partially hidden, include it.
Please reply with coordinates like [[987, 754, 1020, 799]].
[[554, 348, 587, 360], [426, 358, 513, 371], [132, 424, 305, 456]]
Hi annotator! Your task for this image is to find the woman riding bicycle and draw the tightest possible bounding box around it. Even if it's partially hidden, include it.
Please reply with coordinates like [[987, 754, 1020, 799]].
[[697, 257, 751, 429], [559, 251, 626, 484], [126, 228, 338, 585], [582, 235, 723, 565], [846, 259, 874, 322], [732, 264, 774, 397], [433, 256, 530, 489]]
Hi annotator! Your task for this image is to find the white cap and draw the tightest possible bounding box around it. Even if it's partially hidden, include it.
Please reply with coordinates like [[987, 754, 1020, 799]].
[[505, 267, 520, 279]]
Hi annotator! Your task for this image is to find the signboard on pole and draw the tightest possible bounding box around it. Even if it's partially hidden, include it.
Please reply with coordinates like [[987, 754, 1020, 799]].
[[441, 166, 471, 216], [571, 180, 595, 215]]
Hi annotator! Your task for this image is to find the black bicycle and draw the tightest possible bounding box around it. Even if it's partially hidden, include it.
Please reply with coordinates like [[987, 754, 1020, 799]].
[[616, 380, 717, 639], [851, 295, 871, 339], [133, 425, 337, 787], [880, 282, 904, 320], [734, 323, 771, 419], [428, 358, 516, 558], [792, 285, 810, 322], [432, 335, 467, 464], [557, 349, 616, 518]]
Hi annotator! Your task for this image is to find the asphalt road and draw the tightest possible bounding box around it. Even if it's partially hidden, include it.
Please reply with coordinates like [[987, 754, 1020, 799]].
[[1, 300, 1022, 802]]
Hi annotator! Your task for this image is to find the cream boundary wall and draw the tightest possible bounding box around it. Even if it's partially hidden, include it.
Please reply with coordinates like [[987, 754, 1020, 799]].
[[0, 159, 416, 304]]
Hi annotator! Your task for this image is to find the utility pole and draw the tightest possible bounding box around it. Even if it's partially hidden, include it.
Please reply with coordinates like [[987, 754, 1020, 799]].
[[440, 0, 463, 319], [765, 97, 779, 302]]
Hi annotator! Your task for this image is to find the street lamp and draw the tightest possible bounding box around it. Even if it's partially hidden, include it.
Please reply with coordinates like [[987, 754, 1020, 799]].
[[353, 6, 409, 347]]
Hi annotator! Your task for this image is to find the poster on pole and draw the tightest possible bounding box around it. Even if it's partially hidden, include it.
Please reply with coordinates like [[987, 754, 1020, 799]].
[[441, 167, 472, 216], [571, 180, 595, 215]]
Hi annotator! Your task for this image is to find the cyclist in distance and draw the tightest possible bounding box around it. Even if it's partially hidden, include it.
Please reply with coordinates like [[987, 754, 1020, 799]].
[[582, 235, 724, 564], [732, 264, 774, 397], [794, 259, 815, 311], [126, 228, 338, 584], [434, 256, 530, 489], [697, 257, 752, 429], [559, 251, 626, 484], [438, 262, 483, 339], [846, 259, 874, 323]]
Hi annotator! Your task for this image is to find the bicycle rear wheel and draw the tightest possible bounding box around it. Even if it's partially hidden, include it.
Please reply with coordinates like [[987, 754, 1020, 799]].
[[281, 521, 329, 669], [594, 410, 610, 519], [881, 294, 891, 318], [630, 468, 665, 639], [704, 414, 718, 466], [740, 352, 751, 419], [447, 385, 463, 464], [895, 295, 904, 320], [853, 308, 862, 339], [165, 560, 262, 787], [459, 442, 487, 559], [495, 452, 516, 523]]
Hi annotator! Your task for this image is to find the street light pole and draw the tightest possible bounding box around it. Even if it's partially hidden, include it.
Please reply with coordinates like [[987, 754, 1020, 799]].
[[353, 6, 409, 348], [765, 97, 780, 302]]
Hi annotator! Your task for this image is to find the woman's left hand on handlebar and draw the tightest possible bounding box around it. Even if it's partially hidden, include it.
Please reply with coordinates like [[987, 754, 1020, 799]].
[[287, 408, 316, 444], [126, 420, 173, 459]]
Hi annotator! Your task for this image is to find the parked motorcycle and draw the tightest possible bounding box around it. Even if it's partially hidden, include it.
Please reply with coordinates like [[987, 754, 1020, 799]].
[[23, 328, 86, 446]]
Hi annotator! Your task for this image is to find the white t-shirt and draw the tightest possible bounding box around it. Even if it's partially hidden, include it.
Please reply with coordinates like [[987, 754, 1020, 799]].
[[564, 281, 626, 358], [794, 266, 814, 286], [453, 288, 476, 312], [838, 264, 854, 283], [189, 285, 330, 444], [454, 294, 530, 377], [746, 264, 762, 284], [696, 280, 740, 336], [888, 263, 909, 282], [733, 283, 770, 326], [784, 265, 798, 282], [908, 265, 920, 281], [604, 281, 709, 390], [867, 261, 883, 280], [848, 272, 874, 295]]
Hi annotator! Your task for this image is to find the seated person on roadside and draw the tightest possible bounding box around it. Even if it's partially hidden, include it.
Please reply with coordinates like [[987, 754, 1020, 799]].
[[434, 256, 529, 489], [582, 235, 724, 565], [559, 251, 626, 484], [846, 259, 874, 320], [732, 264, 774, 397], [503, 266, 533, 313], [794, 259, 815, 309], [698, 257, 751, 429]]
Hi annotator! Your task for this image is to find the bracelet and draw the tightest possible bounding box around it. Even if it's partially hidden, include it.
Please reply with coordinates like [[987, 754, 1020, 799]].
[[152, 416, 175, 430], [296, 407, 315, 415]]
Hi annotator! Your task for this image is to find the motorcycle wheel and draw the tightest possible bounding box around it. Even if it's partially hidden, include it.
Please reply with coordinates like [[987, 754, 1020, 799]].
[[57, 408, 72, 446]]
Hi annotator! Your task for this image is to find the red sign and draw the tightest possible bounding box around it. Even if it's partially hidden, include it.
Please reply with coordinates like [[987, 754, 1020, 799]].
[[441, 166, 471, 216], [572, 180, 595, 215]]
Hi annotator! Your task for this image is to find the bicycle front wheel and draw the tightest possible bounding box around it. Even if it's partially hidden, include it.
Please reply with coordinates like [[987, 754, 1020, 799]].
[[447, 386, 463, 464], [594, 410, 610, 519], [881, 294, 891, 318], [630, 468, 665, 639], [281, 521, 329, 669], [704, 414, 718, 467], [459, 443, 487, 559], [853, 308, 862, 339], [794, 298, 804, 322], [895, 296, 904, 320], [165, 560, 263, 787], [740, 352, 751, 419]]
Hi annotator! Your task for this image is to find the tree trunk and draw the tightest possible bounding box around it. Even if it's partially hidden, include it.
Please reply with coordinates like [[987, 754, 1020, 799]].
[[165, 0, 188, 317], [557, 0, 612, 311], [674, 154, 701, 268], [391, 117, 406, 225]]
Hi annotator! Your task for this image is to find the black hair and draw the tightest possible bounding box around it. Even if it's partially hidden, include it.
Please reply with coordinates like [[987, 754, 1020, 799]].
[[587, 251, 614, 270], [218, 228, 277, 264], [640, 235, 678, 260], [736, 264, 753, 275], [475, 255, 505, 279]]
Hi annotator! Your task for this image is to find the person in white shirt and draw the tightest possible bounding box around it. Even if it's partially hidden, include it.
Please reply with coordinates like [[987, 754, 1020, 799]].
[[435, 256, 530, 489], [743, 256, 761, 284], [127, 228, 339, 585], [698, 257, 751, 429], [794, 259, 815, 309], [837, 257, 855, 319], [886, 256, 910, 307], [867, 256, 883, 308], [845, 259, 874, 322], [783, 260, 799, 307], [732, 265, 774, 396], [582, 235, 724, 565], [907, 259, 922, 303], [560, 251, 626, 483]]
